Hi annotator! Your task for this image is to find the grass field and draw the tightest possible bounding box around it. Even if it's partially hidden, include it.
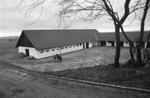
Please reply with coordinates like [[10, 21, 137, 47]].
[[47, 64, 150, 90], [0, 37, 150, 90]]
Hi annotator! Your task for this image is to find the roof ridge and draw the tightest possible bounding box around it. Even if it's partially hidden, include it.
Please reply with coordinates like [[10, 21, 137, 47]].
[[23, 31, 38, 49], [23, 29, 98, 31]]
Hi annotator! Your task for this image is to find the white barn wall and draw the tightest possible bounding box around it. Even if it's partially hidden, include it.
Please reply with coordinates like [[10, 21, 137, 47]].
[[145, 42, 147, 48], [114, 41, 116, 46], [83, 43, 86, 48], [61, 44, 83, 54], [124, 42, 129, 47], [36, 48, 60, 59], [143, 42, 146, 48], [83, 42, 93, 48], [105, 41, 130, 47], [37, 44, 84, 59], [18, 42, 93, 59], [18, 46, 26, 54], [91, 42, 99, 47], [89, 42, 93, 48], [18, 46, 39, 58], [106, 41, 112, 46]]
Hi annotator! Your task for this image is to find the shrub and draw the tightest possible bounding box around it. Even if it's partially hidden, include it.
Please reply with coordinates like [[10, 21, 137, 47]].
[[28, 56, 34, 60], [18, 53, 26, 58]]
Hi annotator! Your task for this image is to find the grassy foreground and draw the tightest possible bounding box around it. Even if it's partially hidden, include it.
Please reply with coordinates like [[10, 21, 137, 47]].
[[0, 37, 150, 90], [46, 64, 150, 90]]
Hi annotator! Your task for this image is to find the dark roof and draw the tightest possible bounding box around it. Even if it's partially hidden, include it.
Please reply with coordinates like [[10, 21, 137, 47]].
[[99, 31, 150, 41], [16, 29, 150, 50], [16, 32, 34, 48], [16, 29, 100, 50]]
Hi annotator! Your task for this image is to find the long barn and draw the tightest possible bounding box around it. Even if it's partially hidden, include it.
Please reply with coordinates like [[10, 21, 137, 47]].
[[99, 31, 150, 47], [16, 29, 100, 59], [16, 29, 150, 59]]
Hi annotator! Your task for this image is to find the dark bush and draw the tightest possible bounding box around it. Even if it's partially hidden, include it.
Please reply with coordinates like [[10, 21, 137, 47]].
[[18, 53, 26, 58], [28, 56, 34, 60]]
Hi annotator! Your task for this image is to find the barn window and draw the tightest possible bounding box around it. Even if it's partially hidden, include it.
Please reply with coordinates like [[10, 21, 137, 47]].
[[108, 41, 112, 43], [76, 44, 79, 46], [79, 43, 82, 46], [51, 48, 55, 51], [61, 47, 64, 49], [100, 41, 106, 46], [46, 49, 49, 52], [147, 42, 150, 48], [120, 41, 124, 47], [64, 46, 68, 49], [108, 41, 114, 46], [69, 45, 72, 48], [40, 50, 44, 53], [141, 41, 145, 48], [56, 48, 60, 50]]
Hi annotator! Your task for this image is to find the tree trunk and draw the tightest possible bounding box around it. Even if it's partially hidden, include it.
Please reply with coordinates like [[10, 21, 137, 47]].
[[129, 42, 136, 65], [136, 0, 149, 67], [120, 26, 136, 65], [114, 25, 121, 68], [136, 47, 143, 66], [136, 21, 144, 66]]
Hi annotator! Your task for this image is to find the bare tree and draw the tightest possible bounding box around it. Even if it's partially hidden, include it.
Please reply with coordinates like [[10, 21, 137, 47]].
[[59, 0, 144, 68], [17, 0, 47, 25], [17, 0, 147, 67], [136, 0, 150, 66], [121, 26, 136, 66], [120, 0, 150, 67]]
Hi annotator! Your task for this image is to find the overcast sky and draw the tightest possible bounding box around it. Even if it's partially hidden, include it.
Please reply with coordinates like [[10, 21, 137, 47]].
[[0, 0, 150, 37]]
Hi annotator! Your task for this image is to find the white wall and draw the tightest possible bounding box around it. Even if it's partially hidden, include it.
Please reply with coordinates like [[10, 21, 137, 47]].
[[89, 42, 93, 48], [114, 41, 116, 46], [38, 44, 85, 59], [91, 42, 99, 47], [18, 42, 94, 59], [18, 44, 84, 59], [145, 42, 147, 48], [124, 42, 129, 47], [18, 46, 39, 58], [106, 41, 112, 46], [62, 45, 83, 53], [18, 46, 25, 54]]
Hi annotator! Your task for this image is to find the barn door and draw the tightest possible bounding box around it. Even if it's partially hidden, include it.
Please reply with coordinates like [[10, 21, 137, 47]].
[[100, 41, 106, 46], [83, 43, 85, 49], [25, 49, 30, 56], [147, 42, 150, 48], [86, 42, 89, 49], [111, 41, 115, 46], [120, 41, 124, 47]]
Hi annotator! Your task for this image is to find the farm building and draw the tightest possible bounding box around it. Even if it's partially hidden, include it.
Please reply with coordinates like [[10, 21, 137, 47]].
[[98, 30, 150, 48], [16, 29, 101, 59], [16, 29, 150, 59]]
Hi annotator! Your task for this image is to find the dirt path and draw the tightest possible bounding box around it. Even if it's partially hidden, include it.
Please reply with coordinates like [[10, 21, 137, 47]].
[[0, 61, 149, 98]]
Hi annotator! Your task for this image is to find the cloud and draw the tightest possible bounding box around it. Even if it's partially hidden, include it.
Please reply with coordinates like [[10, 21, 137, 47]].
[[0, 0, 150, 37]]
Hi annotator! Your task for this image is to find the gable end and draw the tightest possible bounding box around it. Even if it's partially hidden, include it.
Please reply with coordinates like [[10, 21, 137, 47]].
[[16, 32, 34, 48]]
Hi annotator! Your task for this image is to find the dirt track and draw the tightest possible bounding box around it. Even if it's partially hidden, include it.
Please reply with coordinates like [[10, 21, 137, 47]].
[[0, 61, 150, 98], [0, 37, 150, 98]]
